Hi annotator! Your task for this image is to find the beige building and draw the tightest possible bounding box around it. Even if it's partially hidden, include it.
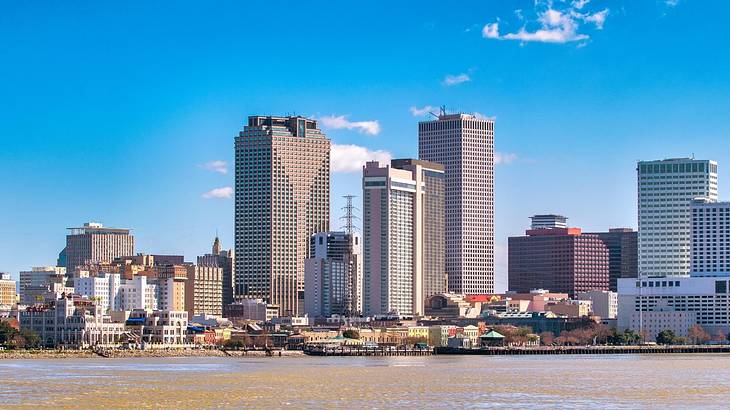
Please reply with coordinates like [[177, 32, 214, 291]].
[[155, 265, 187, 311], [185, 265, 223, 318], [0, 273, 16, 309], [64, 222, 134, 273], [362, 159, 445, 317], [419, 113, 495, 294], [235, 115, 330, 316]]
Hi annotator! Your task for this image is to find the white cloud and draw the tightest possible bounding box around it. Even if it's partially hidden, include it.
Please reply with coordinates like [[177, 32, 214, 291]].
[[573, 8, 609, 29], [482, 22, 500, 39], [572, 0, 590, 10], [201, 186, 233, 199], [331, 144, 392, 173], [198, 160, 228, 174], [473, 112, 496, 121], [319, 115, 381, 136], [409, 105, 437, 117], [495, 152, 518, 165], [443, 73, 471, 86], [666, 0, 680, 6], [482, 2, 608, 44]]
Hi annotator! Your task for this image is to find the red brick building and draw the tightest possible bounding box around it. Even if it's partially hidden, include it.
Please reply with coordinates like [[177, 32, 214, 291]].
[[508, 227, 609, 297]]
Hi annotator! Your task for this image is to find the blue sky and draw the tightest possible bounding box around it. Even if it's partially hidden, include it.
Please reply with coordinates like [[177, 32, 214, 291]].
[[1, 0, 729, 291]]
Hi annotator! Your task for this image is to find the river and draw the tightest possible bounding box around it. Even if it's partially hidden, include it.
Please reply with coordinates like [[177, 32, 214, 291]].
[[1, 354, 728, 408]]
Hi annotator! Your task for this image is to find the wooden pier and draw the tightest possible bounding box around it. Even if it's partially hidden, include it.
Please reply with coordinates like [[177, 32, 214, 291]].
[[434, 345, 730, 356], [303, 346, 433, 357]]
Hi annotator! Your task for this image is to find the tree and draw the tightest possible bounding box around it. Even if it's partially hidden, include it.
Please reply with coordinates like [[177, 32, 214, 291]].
[[688, 325, 710, 345], [656, 330, 678, 345], [0, 321, 18, 345], [608, 329, 640, 346], [342, 329, 360, 339], [712, 329, 727, 342], [539, 331, 555, 345]]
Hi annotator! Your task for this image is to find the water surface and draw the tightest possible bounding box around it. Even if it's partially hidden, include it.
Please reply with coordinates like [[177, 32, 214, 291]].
[[1, 354, 727, 408]]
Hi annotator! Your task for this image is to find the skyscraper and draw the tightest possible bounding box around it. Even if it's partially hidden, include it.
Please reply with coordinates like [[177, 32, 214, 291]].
[[508, 219, 610, 297], [304, 231, 362, 317], [65, 222, 134, 274], [586, 228, 638, 292], [418, 112, 494, 294], [362, 159, 445, 317], [638, 158, 718, 276], [235, 115, 330, 316]]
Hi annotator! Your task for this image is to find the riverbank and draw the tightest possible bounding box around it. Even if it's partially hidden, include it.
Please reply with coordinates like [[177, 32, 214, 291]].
[[435, 344, 730, 355], [0, 348, 305, 359]]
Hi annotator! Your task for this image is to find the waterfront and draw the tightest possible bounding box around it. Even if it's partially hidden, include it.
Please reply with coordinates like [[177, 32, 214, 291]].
[[2, 355, 730, 408]]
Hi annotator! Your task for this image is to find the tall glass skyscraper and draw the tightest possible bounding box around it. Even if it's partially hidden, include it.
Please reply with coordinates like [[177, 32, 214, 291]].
[[418, 113, 495, 294], [234, 116, 330, 316], [637, 158, 718, 276]]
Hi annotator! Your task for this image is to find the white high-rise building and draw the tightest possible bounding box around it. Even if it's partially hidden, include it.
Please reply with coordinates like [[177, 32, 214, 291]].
[[75, 273, 157, 312], [638, 158, 718, 276], [418, 112, 494, 294], [304, 232, 363, 317], [691, 198, 730, 275]]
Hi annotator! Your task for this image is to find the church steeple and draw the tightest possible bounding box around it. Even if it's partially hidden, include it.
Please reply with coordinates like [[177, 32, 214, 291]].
[[212, 233, 222, 255]]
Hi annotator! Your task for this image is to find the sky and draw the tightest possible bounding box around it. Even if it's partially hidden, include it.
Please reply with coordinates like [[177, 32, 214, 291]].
[[2, 0, 730, 291]]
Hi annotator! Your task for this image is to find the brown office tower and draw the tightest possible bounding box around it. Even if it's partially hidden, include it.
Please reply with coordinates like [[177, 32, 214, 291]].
[[508, 221, 609, 297], [585, 228, 638, 292], [418, 112, 495, 294], [65, 222, 134, 273], [234, 116, 330, 316]]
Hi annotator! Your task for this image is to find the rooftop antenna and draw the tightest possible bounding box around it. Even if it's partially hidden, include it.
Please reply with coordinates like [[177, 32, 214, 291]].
[[340, 195, 360, 234], [428, 105, 447, 119]]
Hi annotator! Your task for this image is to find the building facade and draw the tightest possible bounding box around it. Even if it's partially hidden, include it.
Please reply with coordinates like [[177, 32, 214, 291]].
[[576, 290, 618, 319], [19, 296, 126, 348], [0, 273, 16, 309], [362, 159, 445, 317], [418, 112, 494, 294], [617, 276, 730, 339], [304, 231, 363, 318], [198, 236, 235, 307], [75, 273, 158, 312], [638, 158, 718, 276], [185, 264, 223, 318], [691, 198, 730, 275], [154, 264, 188, 311], [586, 228, 639, 291], [508, 223, 610, 297], [530, 214, 568, 229], [65, 222, 134, 273], [235, 115, 330, 316]]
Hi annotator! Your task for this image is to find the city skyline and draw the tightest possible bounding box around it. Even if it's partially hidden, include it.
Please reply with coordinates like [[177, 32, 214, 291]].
[[3, 1, 730, 293]]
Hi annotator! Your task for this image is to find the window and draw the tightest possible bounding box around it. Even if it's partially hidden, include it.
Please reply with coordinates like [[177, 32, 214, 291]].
[[716, 281, 727, 294]]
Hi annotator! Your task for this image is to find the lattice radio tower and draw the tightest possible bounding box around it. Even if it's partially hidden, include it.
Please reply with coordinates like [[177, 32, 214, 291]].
[[340, 195, 360, 234]]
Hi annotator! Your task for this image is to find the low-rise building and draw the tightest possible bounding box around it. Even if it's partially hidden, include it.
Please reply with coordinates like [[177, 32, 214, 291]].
[[125, 309, 189, 346], [576, 290, 618, 319], [19, 295, 126, 348], [224, 299, 278, 322], [618, 275, 730, 339], [545, 299, 592, 318], [424, 294, 481, 319]]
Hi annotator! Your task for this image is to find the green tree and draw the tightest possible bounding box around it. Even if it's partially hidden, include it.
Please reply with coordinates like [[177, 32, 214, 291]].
[[342, 329, 360, 339], [656, 330, 678, 345], [0, 321, 19, 345]]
